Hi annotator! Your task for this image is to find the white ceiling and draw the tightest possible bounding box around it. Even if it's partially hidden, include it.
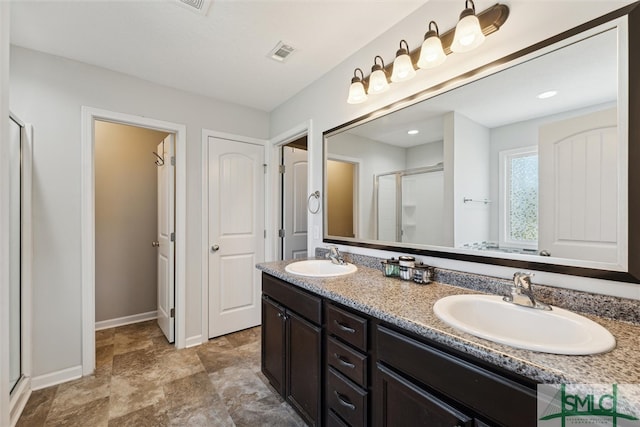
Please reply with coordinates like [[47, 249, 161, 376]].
[[9, 0, 426, 112]]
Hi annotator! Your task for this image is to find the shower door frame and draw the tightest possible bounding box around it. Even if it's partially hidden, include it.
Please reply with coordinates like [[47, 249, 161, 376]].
[[8, 112, 33, 426]]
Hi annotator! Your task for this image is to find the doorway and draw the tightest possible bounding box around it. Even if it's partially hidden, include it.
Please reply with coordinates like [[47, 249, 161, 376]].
[[326, 159, 357, 238], [280, 136, 308, 260], [81, 107, 187, 376], [94, 121, 174, 342]]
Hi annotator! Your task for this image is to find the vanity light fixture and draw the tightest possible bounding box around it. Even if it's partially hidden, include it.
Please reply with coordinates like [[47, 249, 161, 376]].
[[537, 90, 558, 99], [369, 55, 390, 94], [451, 0, 486, 53], [391, 40, 417, 83], [417, 21, 447, 69], [345, 2, 508, 104], [347, 68, 368, 104]]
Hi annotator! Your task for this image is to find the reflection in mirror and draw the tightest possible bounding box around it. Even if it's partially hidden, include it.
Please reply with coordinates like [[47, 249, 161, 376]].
[[325, 24, 627, 274]]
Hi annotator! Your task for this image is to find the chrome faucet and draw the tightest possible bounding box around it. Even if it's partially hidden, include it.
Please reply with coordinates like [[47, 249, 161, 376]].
[[326, 246, 346, 265], [503, 272, 551, 310]]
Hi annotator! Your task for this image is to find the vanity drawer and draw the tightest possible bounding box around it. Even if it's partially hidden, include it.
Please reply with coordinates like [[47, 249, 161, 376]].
[[376, 325, 537, 427], [326, 303, 368, 351], [326, 410, 349, 427], [327, 368, 368, 427], [327, 337, 368, 387], [262, 273, 322, 325]]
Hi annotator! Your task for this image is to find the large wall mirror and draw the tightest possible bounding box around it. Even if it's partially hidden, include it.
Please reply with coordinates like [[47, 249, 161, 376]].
[[324, 3, 640, 282]]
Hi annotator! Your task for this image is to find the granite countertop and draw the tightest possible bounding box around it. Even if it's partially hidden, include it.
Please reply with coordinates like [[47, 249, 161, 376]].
[[257, 259, 640, 387]]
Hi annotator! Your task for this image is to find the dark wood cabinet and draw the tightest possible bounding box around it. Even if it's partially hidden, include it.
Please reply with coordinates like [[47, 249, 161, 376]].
[[261, 273, 538, 427], [261, 274, 322, 426], [261, 296, 286, 396], [325, 302, 370, 426], [375, 363, 473, 427], [375, 325, 537, 427], [287, 311, 322, 425]]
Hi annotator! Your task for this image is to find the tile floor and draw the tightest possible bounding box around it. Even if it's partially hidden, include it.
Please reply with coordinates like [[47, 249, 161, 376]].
[[17, 321, 305, 426]]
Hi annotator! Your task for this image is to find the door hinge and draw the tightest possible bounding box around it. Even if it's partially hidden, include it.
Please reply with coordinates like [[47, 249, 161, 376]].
[[171, 156, 176, 166], [170, 232, 175, 242], [278, 229, 285, 238], [170, 308, 175, 318], [263, 163, 267, 174], [264, 230, 267, 239], [278, 164, 285, 174]]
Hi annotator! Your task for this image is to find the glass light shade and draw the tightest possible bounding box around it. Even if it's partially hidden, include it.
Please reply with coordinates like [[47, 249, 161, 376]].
[[391, 53, 416, 82], [451, 14, 485, 53], [347, 81, 367, 104], [417, 36, 446, 69], [369, 69, 389, 94]]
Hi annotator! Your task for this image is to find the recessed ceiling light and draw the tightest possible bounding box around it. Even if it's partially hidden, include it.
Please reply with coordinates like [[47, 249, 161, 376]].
[[537, 90, 558, 99], [407, 129, 419, 135]]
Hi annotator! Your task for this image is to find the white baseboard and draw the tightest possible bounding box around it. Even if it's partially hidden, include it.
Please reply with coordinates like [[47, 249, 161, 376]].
[[95, 310, 157, 331], [10, 377, 31, 427], [31, 365, 82, 390], [185, 335, 203, 348]]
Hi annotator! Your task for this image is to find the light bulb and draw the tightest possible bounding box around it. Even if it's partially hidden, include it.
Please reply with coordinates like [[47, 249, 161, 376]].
[[417, 22, 446, 69], [346, 68, 367, 104], [451, 1, 485, 53], [369, 56, 389, 94], [369, 69, 389, 94], [347, 81, 367, 104], [391, 40, 416, 83]]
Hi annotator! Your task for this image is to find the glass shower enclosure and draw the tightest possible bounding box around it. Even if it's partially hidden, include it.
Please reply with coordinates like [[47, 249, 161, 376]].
[[375, 164, 445, 245]]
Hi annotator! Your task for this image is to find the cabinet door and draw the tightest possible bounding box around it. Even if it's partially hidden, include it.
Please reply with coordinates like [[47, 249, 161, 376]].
[[261, 296, 286, 396], [287, 310, 322, 426], [375, 363, 474, 427]]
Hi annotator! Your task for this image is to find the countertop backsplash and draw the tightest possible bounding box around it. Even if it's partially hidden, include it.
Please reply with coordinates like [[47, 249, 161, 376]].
[[315, 247, 640, 325]]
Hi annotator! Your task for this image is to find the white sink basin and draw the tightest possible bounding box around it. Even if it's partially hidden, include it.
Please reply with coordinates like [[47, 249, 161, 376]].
[[433, 294, 615, 355], [285, 260, 357, 277]]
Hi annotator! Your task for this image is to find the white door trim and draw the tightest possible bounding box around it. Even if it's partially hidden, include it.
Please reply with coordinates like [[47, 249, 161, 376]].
[[81, 107, 187, 376], [268, 121, 313, 261], [200, 129, 268, 344]]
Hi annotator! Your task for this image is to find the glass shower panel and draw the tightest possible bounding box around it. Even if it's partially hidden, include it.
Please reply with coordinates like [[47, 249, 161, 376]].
[[401, 171, 445, 245], [9, 117, 22, 394]]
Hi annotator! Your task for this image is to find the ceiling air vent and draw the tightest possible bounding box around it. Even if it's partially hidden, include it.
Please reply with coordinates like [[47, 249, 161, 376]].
[[175, 0, 212, 16], [268, 42, 295, 63]]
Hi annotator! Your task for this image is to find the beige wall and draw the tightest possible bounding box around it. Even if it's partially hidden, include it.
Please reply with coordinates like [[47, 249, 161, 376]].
[[95, 121, 169, 322], [327, 160, 354, 238], [10, 46, 269, 377]]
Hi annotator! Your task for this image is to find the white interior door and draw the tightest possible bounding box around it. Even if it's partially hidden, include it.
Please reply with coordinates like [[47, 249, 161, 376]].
[[282, 146, 308, 260], [538, 107, 619, 262], [208, 137, 265, 338], [157, 135, 175, 343]]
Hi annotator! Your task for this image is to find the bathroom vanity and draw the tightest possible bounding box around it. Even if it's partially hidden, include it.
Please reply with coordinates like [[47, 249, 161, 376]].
[[258, 260, 640, 427], [258, 3, 640, 425]]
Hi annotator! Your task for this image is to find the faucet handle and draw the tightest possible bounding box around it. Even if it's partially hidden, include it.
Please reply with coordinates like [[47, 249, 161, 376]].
[[513, 271, 533, 279]]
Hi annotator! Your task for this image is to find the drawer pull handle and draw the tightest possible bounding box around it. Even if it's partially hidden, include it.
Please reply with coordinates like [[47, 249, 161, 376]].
[[334, 353, 355, 369], [334, 320, 356, 334], [334, 391, 356, 411]]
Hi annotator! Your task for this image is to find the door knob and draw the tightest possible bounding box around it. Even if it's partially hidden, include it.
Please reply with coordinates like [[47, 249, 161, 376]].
[[152, 241, 160, 247], [211, 245, 220, 252]]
